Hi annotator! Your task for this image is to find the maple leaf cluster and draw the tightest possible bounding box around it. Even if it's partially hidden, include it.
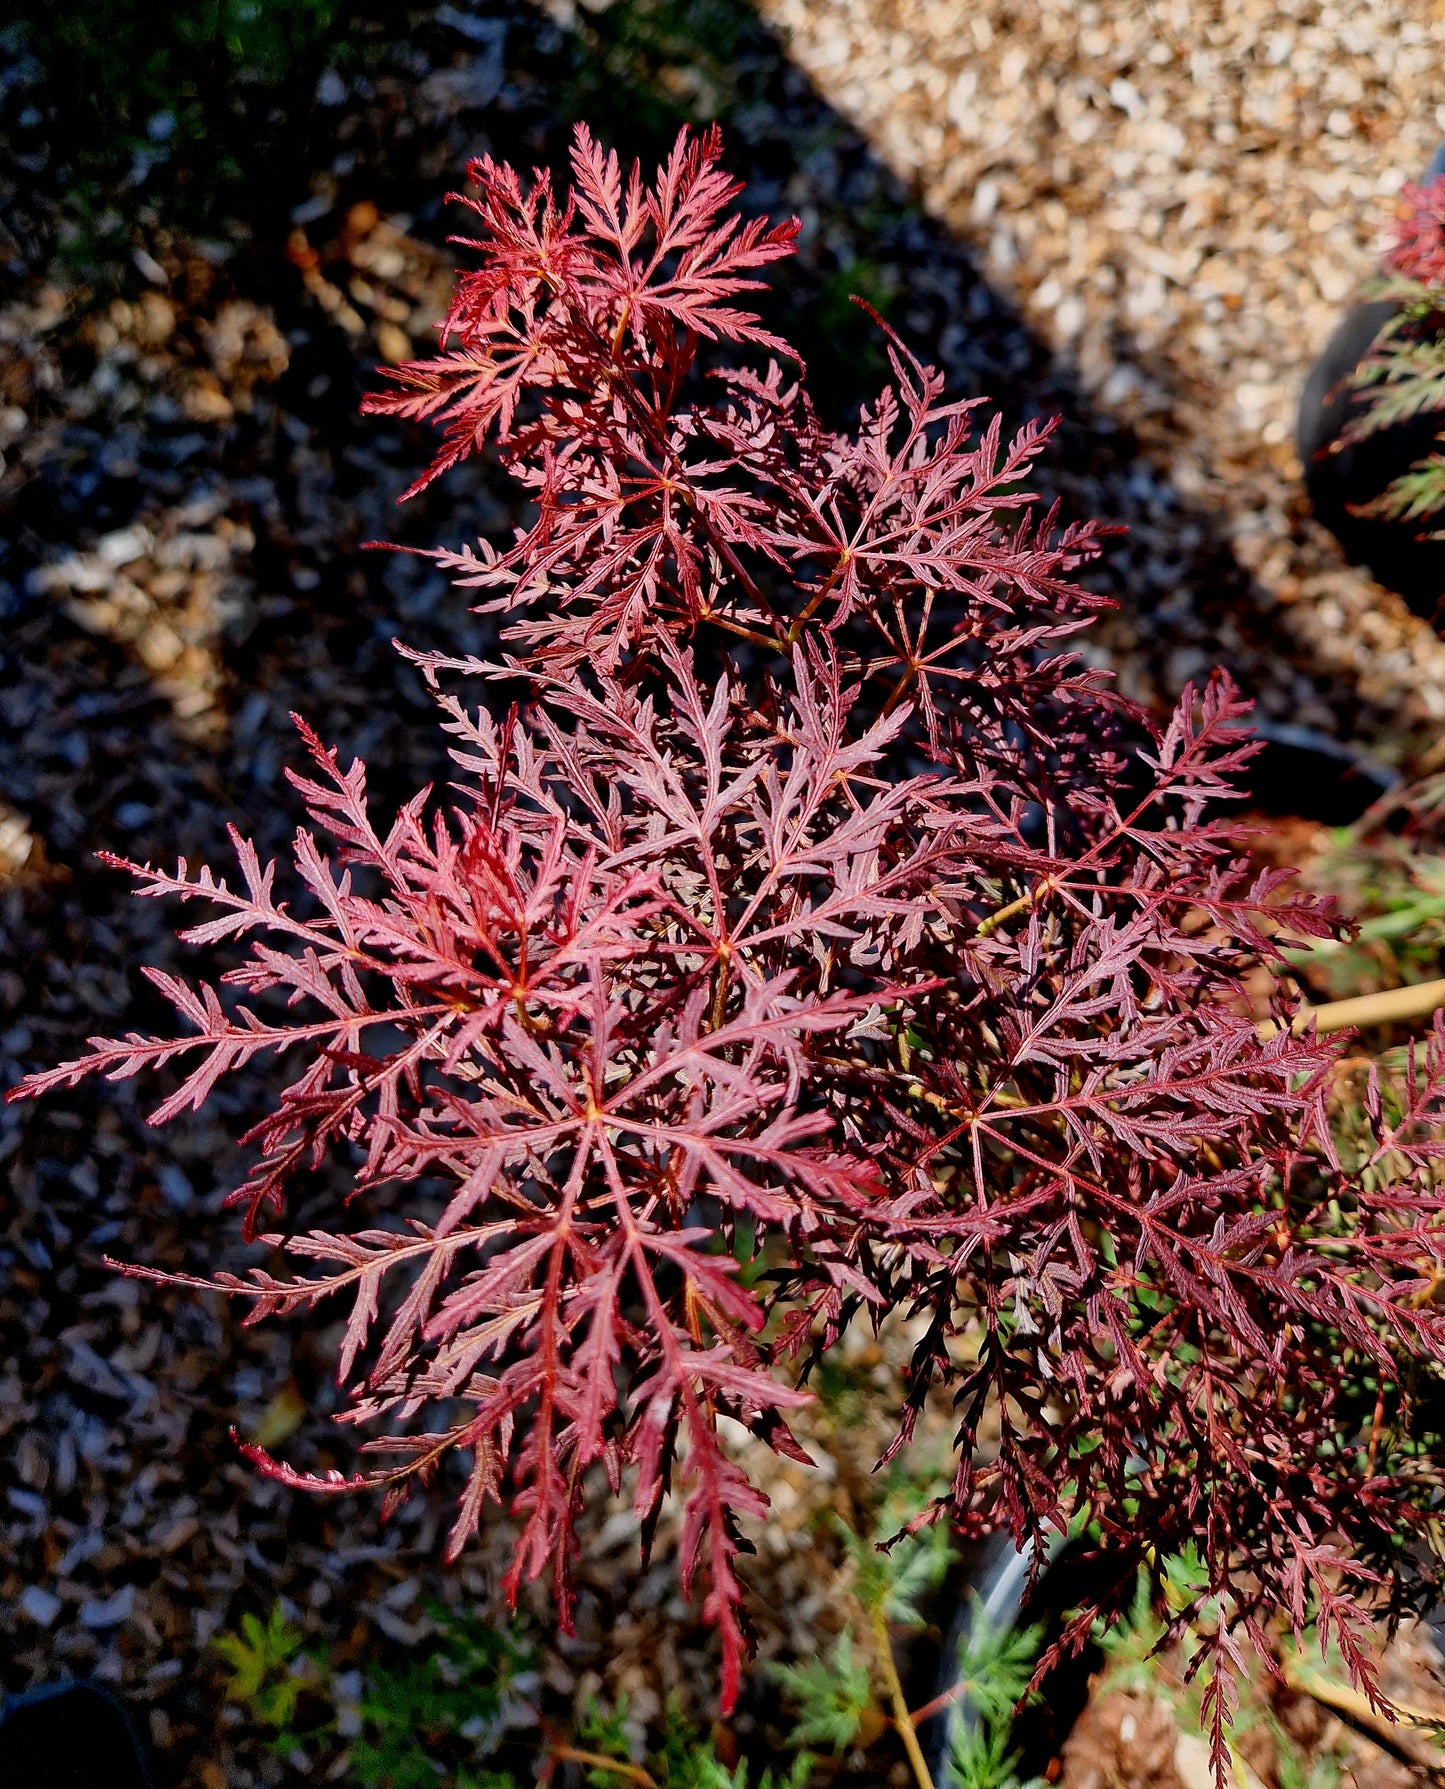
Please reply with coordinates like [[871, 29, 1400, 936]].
[[17, 126, 1445, 1751], [1385, 173, 1445, 291]]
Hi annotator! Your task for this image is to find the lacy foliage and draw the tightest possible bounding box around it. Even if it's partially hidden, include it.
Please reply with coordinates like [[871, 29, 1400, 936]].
[[17, 126, 1445, 1757], [1387, 174, 1445, 292]]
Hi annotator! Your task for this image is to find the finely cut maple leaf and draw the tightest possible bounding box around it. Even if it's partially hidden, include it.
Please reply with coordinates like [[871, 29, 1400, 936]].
[[16, 124, 1445, 1769]]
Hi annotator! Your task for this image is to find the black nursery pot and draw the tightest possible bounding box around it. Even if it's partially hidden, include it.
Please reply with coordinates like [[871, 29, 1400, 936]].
[[0, 1680, 153, 1789], [923, 1535, 1114, 1785], [1234, 718, 1397, 826], [1297, 149, 1445, 622], [1297, 304, 1445, 618]]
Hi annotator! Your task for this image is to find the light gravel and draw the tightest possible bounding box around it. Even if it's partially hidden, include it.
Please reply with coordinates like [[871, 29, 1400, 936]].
[[758, 0, 1445, 747]]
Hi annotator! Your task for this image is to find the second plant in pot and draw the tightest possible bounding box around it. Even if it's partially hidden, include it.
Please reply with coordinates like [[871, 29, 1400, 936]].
[[1299, 164, 1445, 614]]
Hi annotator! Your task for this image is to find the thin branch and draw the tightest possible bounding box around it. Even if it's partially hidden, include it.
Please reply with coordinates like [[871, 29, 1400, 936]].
[[1260, 976, 1445, 1039], [548, 1743, 658, 1786], [907, 1676, 970, 1731], [1282, 1656, 1445, 1782], [872, 1605, 937, 1789]]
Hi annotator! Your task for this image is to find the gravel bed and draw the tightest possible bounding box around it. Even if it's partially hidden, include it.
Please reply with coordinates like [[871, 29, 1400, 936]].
[[757, 0, 1445, 752]]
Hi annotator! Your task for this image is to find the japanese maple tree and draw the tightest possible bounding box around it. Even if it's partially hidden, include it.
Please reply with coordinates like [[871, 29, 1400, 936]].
[[16, 126, 1445, 1765]]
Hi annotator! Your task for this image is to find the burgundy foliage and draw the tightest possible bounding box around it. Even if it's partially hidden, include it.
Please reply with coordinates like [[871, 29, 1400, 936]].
[[1385, 173, 1445, 290], [16, 125, 1445, 1752]]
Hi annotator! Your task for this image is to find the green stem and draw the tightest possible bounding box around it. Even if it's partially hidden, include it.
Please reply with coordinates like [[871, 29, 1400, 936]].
[[785, 549, 851, 645], [702, 610, 786, 652], [976, 880, 1053, 940]]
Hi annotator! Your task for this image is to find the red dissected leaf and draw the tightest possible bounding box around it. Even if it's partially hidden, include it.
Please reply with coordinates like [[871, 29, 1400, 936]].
[[1384, 173, 1445, 289], [15, 122, 1445, 1762]]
